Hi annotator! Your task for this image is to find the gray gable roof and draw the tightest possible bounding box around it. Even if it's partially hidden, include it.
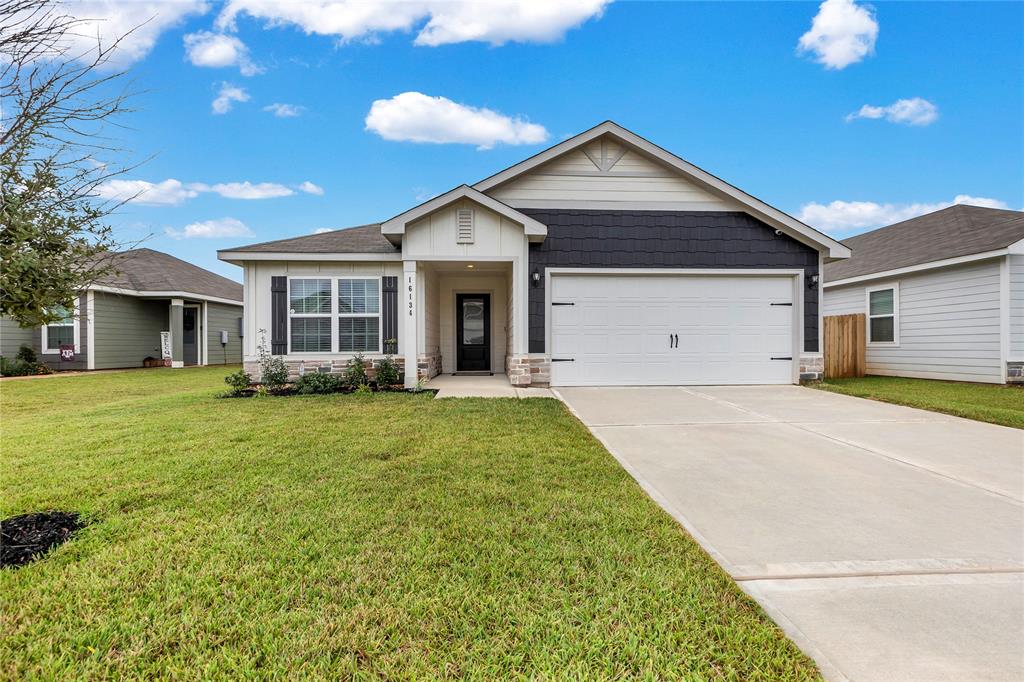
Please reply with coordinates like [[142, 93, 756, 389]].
[[97, 249, 242, 302], [825, 205, 1024, 282], [222, 223, 398, 254]]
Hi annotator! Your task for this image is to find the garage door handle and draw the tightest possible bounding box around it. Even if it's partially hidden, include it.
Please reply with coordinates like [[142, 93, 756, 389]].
[[552, 301, 575, 306], [674, 333, 678, 348], [771, 356, 792, 360], [551, 358, 575, 362]]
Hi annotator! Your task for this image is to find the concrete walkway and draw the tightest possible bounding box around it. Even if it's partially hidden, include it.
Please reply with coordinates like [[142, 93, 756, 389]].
[[556, 385, 1024, 682], [427, 373, 554, 399]]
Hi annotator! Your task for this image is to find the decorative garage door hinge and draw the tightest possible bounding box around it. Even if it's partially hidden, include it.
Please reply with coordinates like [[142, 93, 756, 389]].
[[770, 302, 793, 306], [770, 356, 793, 360], [551, 358, 575, 362], [552, 301, 575, 306]]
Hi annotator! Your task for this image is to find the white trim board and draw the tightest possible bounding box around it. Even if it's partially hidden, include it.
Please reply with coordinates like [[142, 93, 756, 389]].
[[825, 250, 1009, 288], [219, 252, 402, 264], [472, 121, 850, 260], [89, 285, 242, 307]]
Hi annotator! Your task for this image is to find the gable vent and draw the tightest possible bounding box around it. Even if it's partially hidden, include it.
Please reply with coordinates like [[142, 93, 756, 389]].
[[456, 209, 474, 244]]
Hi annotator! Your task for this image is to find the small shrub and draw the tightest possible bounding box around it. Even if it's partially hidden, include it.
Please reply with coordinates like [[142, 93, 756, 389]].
[[375, 355, 400, 387], [354, 382, 373, 396], [15, 345, 38, 364], [1, 349, 50, 377], [410, 378, 425, 393], [255, 330, 289, 391], [224, 369, 252, 395], [296, 372, 342, 395], [343, 353, 368, 388]]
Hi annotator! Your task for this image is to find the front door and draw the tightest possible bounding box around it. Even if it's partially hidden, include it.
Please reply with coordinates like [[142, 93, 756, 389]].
[[456, 293, 490, 372], [182, 306, 199, 366]]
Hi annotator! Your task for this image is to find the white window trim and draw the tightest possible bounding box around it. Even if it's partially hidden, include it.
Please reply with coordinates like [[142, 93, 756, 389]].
[[41, 299, 81, 354], [285, 276, 383, 355], [866, 282, 900, 347]]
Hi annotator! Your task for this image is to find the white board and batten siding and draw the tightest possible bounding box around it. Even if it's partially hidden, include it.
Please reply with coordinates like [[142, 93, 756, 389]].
[[1009, 254, 1024, 359], [487, 137, 742, 211], [823, 259, 1004, 383]]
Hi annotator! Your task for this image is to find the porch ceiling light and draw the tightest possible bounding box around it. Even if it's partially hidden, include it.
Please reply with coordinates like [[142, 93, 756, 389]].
[[466, 264, 474, 269]]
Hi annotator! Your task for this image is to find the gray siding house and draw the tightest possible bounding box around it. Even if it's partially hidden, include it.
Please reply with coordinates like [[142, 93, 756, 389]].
[[823, 205, 1024, 384], [220, 122, 849, 388], [1, 249, 243, 371]]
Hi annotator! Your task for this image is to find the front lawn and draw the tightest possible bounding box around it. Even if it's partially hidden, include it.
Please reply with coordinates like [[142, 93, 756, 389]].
[[0, 367, 816, 679], [816, 375, 1024, 429]]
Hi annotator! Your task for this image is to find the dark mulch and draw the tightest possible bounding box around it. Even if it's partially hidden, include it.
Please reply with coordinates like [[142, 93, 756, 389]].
[[1, 511, 84, 568]]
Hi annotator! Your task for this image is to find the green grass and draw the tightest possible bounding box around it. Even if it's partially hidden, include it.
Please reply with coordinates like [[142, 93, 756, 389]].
[[1, 367, 817, 680], [816, 375, 1024, 429]]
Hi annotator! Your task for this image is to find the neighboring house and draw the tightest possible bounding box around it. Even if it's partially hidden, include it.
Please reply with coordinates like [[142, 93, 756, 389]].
[[823, 205, 1024, 384], [219, 121, 849, 388], [0, 248, 243, 371]]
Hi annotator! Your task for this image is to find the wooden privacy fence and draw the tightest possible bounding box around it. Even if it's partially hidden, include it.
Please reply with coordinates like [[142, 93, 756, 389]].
[[824, 313, 866, 379]]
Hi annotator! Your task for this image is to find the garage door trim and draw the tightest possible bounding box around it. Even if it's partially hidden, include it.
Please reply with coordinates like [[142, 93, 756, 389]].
[[544, 268, 805, 386]]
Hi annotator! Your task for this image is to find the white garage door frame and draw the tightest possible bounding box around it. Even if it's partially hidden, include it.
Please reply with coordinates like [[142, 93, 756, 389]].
[[544, 268, 805, 386]]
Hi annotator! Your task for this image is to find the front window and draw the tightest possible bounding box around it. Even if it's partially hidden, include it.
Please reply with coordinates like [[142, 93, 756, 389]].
[[868, 286, 897, 344], [44, 305, 75, 352], [338, 279, 380, 352], [287, 277, 381, 354]]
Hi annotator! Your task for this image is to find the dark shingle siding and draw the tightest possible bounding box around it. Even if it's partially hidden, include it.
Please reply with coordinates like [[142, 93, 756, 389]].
[[522, 210, 820, 354]]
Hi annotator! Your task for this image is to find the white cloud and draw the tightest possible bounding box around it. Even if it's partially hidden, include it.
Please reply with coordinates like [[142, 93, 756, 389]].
[[211, 82, 249, 114], [215, 0, 609, 46], [166, 217, 254, 239], [263, 103, 305, 117], [95, 178, 198, 205], [312, 227, 334, 234], [365, 92, 548, 150], [184, 30, 262, 75], [846, 97, 938, 126], [189, 181, 294, 199], [297, 181, 324, 195], [797, 0, 878, 70], [799, 195, 1011, 236], [61, 1, 208, 68]]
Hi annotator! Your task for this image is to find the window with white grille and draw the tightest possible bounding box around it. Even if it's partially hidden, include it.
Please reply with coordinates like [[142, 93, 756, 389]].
[[456, 209, 474, 244]]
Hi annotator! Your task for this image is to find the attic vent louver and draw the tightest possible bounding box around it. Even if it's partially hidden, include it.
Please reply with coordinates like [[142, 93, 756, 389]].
[[456, 209, 474, 244]]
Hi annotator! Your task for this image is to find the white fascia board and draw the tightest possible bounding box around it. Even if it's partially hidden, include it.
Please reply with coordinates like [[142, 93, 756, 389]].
[[823, 249, 1009, 289], [89, 284, 242, 307], [380, 184, 547, 242], [218, 251, 402, 264], [472, 121, 850, 259]]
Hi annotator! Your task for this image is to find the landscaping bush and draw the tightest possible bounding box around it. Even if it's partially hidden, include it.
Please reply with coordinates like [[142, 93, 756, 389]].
[[223, 369, 252, 396], [16, 345, 39, 364], [296, 372, 343, 395], [255, 330, 289, 391], [1, 346, 51, 377], [343, 353, 368, 388], [375, 355, 400, 387]]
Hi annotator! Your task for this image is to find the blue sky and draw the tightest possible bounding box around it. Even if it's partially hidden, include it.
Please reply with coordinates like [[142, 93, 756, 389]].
[[72, 1, 1024, 281]]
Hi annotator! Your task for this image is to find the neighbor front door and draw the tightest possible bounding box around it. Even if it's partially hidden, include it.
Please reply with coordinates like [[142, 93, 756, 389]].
[[456, 293, 490, 372], [182, 306, 199, 366]]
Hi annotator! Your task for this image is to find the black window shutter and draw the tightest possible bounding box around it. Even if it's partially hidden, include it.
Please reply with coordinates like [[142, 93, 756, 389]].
[[382, 276, 398, 354], [270, 276, 287, 355]]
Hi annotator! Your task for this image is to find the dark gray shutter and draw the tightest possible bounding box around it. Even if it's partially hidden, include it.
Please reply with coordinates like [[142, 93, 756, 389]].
[[270, 276, 287, 355], [382, 276, 398, 355]]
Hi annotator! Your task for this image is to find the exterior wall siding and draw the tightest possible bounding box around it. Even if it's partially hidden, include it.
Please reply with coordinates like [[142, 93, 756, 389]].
[[822, 259, 1003, 383], [520, 210, 820, 353], [0, 317, 34, 358], [92, 292, 168, 370], [1009, 254, 1024, 359], [205, 301, 244, 366]]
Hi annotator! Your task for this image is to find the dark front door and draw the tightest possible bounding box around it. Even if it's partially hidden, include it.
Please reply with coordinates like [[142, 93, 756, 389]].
[[182, 306, 199, 366], [456, 293, 490, 372]]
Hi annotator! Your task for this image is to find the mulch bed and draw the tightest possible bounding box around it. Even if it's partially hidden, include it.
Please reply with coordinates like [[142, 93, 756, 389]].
[[1, 511, 85, 568], [221, 386, 438, 398]]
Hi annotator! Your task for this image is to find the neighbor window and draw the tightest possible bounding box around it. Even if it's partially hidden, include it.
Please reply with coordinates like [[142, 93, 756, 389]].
[[867, 286, 898, 345], [289, 279, 331, 352], [338, 279, 380, 352], [43, 305, 75, 352]]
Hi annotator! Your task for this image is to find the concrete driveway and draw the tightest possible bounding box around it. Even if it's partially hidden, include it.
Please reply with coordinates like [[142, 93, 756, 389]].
[[556, 385, 1024, 682]]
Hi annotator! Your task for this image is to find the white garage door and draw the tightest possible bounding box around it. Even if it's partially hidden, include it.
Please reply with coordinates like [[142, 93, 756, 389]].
[[549, 273, 796, 386]]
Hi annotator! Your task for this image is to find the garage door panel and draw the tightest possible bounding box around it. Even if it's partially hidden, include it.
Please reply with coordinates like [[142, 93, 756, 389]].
[[550, 274, 796, 386]]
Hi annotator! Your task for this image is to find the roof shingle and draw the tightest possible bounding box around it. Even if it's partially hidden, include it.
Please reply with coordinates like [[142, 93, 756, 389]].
[[221, 224, 398, 254], [824, 205, 1024, 282], [97, 249, 242, 302]]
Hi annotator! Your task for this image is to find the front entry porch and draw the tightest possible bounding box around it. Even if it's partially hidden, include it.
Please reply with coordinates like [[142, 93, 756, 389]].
[[426, 373, 554, 399]]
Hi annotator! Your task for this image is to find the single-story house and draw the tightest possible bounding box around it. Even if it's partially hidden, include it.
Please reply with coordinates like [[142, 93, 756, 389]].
[[219, 121, 850, 388], [0, 248, 243, 371], [823, 205, 1024, 384]]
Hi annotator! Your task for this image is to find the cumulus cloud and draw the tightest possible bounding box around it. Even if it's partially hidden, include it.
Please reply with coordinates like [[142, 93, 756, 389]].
[[166, 217, 254, 239], [94, 178, 198, 205], [211, 82, 249, 114], [312, 227, 335, 234], [187, 181, 293, 199], [797, 0, 878, 70], [297, 181, 324, 195], [215, 0, 609, 46], [263, 103, 305, 117], [184, 31, 262, 75], [799, 195, 1011, 236], [845, 97, 938, 126], [58, 0, 208, 68], [365, 92, 548, 150]]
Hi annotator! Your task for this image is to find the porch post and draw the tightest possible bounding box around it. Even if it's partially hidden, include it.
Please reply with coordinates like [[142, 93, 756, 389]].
[[403, 260, 418, 387], [170, 298, 184, 368]]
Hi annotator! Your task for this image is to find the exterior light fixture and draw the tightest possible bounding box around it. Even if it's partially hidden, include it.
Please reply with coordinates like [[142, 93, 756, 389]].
[[532, 269, 540, 286], [466, 264, 475, 269], [808, 274, 819, 289]]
